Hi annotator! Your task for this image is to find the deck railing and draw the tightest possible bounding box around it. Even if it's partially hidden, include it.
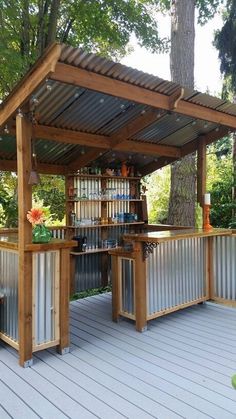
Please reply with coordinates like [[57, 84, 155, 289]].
[[212, 233, 236, 305]]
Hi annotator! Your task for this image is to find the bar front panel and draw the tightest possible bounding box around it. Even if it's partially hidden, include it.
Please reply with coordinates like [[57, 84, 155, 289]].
[[213, 235, 236, 300], [0, 249, 19, 342], [33, 251, 59, 347], [147, 237, 206, 315]]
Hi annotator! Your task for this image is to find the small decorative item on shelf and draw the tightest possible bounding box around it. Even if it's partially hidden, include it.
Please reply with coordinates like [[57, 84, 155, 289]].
[[27, 207, 52, 243], [121, 162, 130, 177], [203, 193, 212, 230]]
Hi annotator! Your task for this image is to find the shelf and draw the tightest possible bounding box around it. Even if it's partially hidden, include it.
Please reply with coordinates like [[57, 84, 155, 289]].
[[67, 222, 144, 229], [67, 199, 143, 203], [67, 174, 141, 180], [70, 247, 119, 256]]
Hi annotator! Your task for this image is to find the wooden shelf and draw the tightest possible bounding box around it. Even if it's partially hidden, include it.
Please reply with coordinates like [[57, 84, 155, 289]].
[[67, 222, 144, 229], [67, 199, 143, 203], [67, 174, 141, 180], [70, 247, 119, 256]]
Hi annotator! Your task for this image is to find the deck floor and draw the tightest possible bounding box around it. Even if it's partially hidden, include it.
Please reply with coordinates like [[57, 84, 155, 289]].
[[0, 293, 236, 418]]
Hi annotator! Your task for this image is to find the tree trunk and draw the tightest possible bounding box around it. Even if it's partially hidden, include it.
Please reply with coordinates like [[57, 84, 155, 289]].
[[46, 0, 61, 47], [21, 0, 30, 57], [167, 0, 196, 226]]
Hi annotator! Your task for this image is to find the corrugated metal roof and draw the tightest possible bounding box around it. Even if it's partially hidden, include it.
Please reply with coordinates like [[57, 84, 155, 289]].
[[59, 45, 236, 117], [0, 44, 234, 172]]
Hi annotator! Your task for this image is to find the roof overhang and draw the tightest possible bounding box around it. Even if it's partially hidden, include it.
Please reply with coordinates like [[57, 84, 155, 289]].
[[0, 43, 234, 175]]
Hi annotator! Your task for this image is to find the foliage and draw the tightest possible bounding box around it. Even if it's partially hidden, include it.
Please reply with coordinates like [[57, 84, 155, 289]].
[[33, 175, 65, 222], [145, 166, 170, 224], [0, 0, 169, 98], [0, 172, 18, 227], [70, 284, 112, 301], [147, 136, 235, 229], [207, 139, 235, 228], [214, 0, 236, 92], [159, 0, 223, 23]]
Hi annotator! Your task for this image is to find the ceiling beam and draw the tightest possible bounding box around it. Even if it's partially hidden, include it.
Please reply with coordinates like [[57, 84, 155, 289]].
[[35, 125, 111, 148], [68, 148, 103, 172], [51, 63, 236, 129], [35, 124, 180, 158], [140, 126, 229, 176], [114, 140, 181, 158], [109, 109, 164, 147], [0, 159, 66, 174], [0, 43, 62, 127]]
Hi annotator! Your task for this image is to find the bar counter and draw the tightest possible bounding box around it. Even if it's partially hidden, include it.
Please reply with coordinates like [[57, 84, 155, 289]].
[[109, 228, 232, 331], [0, 232, 76, 366]]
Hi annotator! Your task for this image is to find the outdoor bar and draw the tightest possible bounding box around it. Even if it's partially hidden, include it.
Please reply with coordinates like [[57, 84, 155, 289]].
[[110, 228, 235, 331], [0, 43, 236, 366]]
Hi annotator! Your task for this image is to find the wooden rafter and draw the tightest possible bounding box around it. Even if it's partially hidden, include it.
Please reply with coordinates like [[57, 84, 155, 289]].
[[109, 109, 164, 147], [0, 43, 62, 127], [35, 125, 180, 158], [0, 159, 66, 174], [51, 63, 236, 129], [68, 148, 103, 172], [141, 126, 229, 176]]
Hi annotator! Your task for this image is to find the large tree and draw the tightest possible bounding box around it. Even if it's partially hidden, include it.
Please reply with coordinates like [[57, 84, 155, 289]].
[[165, 0, 222, 226], [0, 0, 168, 98]]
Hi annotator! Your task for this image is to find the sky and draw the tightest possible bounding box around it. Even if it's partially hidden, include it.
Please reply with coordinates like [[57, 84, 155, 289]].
[[121, 12, 223, 97]]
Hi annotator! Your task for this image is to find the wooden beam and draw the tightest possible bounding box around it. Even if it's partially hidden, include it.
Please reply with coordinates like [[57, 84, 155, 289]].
[[109, 109, 164, 147], [51, 63, 236, 129], [141, 127, 228, 176], [35, 125, 111, 148], [197, 138, 206, 206], [114, 140, 181, 158], [0, 43, 61, 127], [35, 124, 180, 158], [68, 148, 102, 172], [16, 114, 33, 367], [0, 159, 66, 174]]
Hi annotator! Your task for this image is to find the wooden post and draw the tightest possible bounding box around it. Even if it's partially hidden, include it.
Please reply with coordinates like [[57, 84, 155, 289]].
[[134, 241, 147, 332], [57, 248, 70, 354], [16, 114, 33, 367], [111, 255, 120, 322], [197, 139, 206, 207], [206, 236, 213, 300]]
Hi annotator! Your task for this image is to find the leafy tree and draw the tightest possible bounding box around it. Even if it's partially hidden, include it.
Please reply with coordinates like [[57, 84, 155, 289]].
[[159, 0, 223, 226], [214, 0, 236, 224], [33, 175, 65, 222], [0, 0, 168, 98], [0, 172, 18, 227]]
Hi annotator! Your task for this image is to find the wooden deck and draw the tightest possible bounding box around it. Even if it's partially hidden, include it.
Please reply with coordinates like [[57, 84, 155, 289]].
[[0, 293, 236, 419]]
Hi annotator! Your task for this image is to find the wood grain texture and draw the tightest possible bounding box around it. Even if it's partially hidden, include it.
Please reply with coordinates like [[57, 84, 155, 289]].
[[57, 248, 70, 352], [16, 115, 33, 366]]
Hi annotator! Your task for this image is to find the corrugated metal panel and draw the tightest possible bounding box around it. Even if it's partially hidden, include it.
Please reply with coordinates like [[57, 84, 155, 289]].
[[74, 253, 102, 292], [33, 251, 59, 345], [0, 249, 18, 342], [147, 238, 206, 315], [121, 258, 134, 315], [213, 236, 236, 300], [60, 45, 236, 116]]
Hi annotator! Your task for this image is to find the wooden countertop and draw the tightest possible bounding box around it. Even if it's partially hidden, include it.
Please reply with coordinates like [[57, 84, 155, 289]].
[[123, 228, 232, 243], [0, 233, 76, 251]]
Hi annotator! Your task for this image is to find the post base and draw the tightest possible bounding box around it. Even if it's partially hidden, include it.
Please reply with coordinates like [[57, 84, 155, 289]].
[[57, 346, 70, 355], [23, 358, 33, 368]]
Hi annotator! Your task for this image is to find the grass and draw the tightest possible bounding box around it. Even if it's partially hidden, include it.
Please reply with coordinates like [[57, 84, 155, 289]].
[[70, 284, 112, 301]]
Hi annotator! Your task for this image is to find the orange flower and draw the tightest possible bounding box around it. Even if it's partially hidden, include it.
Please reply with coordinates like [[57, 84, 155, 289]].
[[27, 208, 45, 225]]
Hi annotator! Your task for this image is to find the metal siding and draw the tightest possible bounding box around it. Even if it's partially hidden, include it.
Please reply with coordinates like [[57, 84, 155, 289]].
[[121, 258, 134, 315], [213, 236, 236, 300], [33, 251, 58, 345], [74, 253, 102, 292], [147, 238, 206, 315], [0, 250, 18, 341]]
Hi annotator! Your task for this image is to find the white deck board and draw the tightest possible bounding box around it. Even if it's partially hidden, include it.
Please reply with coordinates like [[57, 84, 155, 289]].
[[0, 293, 236, 419]]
